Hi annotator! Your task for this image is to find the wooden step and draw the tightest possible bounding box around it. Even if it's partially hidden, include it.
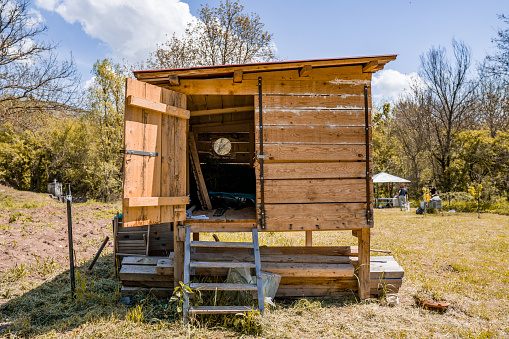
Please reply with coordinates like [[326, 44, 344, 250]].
[[262, 262, 355, 277], [191, 241, 253, 248], [190, 261, 256, 269], [189, 306, 253, 315], [190, 283, 257, 291], [156, 259, 174, 275], [117, 230, 148, 234], [119, 265, 172, 282], [122, 256, 167, 266]]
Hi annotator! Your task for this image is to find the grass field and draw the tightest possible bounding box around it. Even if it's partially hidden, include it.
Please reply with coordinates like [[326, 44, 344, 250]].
[[0, 189, 508, 338]]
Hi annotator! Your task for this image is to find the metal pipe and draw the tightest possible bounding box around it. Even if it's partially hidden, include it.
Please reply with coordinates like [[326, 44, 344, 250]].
[[364, 86, 373, 225], [66, 183, 75, 297], [258, 77, 265, 229], [88, 236, 109, 271]]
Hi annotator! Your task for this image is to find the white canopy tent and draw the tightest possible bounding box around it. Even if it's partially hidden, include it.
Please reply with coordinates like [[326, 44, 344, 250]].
[[372, 172, 411, 208], [372, 172, 411, 183]]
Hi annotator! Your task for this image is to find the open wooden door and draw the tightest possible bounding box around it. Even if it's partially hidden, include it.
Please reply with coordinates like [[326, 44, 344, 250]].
[[122, 78, 189, 227]]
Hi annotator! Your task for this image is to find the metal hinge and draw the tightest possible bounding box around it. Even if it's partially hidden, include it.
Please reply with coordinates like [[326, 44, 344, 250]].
[[120, 150, 158, 157], [256, 154, 268, 159]]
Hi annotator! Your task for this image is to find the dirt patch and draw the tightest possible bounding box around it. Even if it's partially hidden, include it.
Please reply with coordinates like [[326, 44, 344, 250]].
[[0, 189, 120, 274]]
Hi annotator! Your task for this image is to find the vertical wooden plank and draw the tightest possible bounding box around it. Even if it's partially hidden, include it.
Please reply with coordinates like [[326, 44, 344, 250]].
[[143, 83, 162, 225], [123, 79, 147, 227], [193, 233, 200, 241], [173, 92, 187, 289], [174, 92, 188, 221], [305, 231, 312, 247], [174, 224, 185, 287], [160, 89, 176, 223], [358, 228, 371, 299]]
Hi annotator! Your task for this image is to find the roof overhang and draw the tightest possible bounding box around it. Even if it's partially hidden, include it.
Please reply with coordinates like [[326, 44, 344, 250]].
[[133, 54, 398, 84]]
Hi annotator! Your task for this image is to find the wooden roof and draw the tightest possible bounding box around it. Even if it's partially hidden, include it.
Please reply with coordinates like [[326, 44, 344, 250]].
[[134, 54, 398, 84]]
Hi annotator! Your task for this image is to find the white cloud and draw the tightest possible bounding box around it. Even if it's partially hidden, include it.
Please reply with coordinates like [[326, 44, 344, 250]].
[[372, 69, 423, 103], [35, 0, 195, 63], [84, 76, 96, 90], [27, 8, 44, 27]]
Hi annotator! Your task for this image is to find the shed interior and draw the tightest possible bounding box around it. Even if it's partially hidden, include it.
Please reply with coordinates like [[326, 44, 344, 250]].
[[188, 94, 256, 221]]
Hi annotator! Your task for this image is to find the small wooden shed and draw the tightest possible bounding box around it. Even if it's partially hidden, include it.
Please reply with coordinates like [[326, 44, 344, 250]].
[[116, 54, 400, 300]]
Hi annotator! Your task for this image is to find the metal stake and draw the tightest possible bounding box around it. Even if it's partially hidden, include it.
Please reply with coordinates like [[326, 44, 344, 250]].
[[66, 183, 75, 297]]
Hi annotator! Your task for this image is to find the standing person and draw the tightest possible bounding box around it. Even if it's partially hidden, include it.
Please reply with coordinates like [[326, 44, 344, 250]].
[[398, 183, 408, 211]]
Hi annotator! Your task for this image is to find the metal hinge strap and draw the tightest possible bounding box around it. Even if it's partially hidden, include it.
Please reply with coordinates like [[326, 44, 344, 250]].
[[120, 150, 158, 157]]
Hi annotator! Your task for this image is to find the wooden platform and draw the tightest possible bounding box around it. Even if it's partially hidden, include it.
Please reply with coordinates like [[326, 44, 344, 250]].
[[185, 207, 257, 232], [119, 251, 404, 297]]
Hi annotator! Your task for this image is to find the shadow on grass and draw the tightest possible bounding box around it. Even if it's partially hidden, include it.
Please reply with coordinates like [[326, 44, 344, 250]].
[[0, 254, 364, 337], [0, 254, 178, 337]]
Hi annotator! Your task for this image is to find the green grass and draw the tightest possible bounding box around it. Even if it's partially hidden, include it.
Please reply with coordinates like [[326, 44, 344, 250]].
[[0, 207, 508, 338]]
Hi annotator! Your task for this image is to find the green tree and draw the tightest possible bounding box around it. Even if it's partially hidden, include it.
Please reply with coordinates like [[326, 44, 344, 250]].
[[86, 59, 126, 201], [454, 130, 509, 197], [372, 103, 399, 174], [148, 0, 277, 68]]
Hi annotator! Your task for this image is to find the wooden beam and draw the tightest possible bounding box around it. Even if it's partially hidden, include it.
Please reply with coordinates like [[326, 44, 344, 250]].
[[188, 133, 212, 210], [305, 231, 312, 246], [168, 74, 179, 86], [126, 95, 190, 120], [190, 105, 254, 117], [299, 65, 312, 77], [124, 196, 190, 207], [358, 228, 371, 299], [362, 61, 379, 73], [173, 224, 185, 288], [233, 70, 243, 83]]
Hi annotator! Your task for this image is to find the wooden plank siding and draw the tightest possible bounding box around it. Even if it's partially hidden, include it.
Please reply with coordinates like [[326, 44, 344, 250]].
[[253, 70, 373, 231]]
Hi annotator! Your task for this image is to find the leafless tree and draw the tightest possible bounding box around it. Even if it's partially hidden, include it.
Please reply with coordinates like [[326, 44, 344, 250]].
[[148, 0, 277, 69], [487, 14, 509, 81], [392, 91, 432, 191], [477, 66, 509, 137], [0, 0, 80, 127], [415, 39, 478, 191]]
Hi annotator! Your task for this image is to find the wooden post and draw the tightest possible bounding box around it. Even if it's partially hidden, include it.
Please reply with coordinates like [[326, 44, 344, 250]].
[[305, 231, 312, 246], [358, 228, 371, 299], [193, 232, 200, 241], [173, 223, 185, 287]]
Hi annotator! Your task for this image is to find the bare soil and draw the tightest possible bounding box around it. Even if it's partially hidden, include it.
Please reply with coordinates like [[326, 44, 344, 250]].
[[0, 185, 120, 274]]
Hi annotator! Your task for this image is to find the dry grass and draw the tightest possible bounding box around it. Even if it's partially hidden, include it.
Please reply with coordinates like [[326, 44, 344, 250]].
[[1, 204, 508, 338]]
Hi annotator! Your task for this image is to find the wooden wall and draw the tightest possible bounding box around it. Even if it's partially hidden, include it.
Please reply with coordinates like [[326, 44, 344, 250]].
[[252, 66, 373, 231], [138, 64, 374, 231]]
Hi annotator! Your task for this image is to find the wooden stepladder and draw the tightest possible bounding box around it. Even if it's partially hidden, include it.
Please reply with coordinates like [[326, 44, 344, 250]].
[[182, 227, 265, 323]]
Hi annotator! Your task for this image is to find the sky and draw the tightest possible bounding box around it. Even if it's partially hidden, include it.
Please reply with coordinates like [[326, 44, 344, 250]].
[[31, 0, 508, 102]]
